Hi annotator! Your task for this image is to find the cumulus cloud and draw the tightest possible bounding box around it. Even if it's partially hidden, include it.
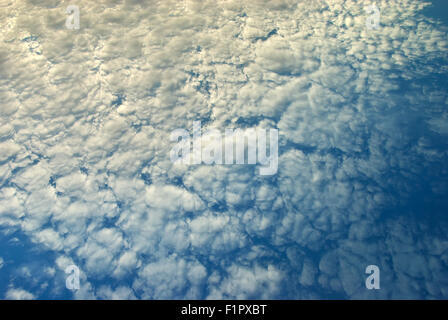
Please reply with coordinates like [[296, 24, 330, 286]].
[[5, 288, 36, 300], [0, 0, 447, 299]]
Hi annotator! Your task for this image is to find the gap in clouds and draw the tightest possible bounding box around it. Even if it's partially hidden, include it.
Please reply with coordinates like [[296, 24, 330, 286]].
[[0, 228, 71, 299]]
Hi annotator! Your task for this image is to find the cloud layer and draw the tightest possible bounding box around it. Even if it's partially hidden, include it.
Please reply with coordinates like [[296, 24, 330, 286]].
[[0, 0, 447, 299]]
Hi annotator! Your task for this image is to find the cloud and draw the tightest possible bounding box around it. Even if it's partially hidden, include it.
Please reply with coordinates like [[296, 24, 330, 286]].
[[0, 0, 447, 299], [5, 288, 36, 300]]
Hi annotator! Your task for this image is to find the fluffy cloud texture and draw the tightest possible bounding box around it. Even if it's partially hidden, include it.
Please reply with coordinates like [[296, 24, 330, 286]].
[[0, 0, 447, 299]]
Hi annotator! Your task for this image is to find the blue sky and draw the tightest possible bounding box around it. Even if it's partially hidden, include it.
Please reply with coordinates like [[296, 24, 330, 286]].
[[0, 0, 447, 300]]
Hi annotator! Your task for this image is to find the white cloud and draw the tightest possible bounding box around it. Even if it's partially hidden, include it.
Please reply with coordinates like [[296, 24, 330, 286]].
[[0, 0, 447, 299]]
